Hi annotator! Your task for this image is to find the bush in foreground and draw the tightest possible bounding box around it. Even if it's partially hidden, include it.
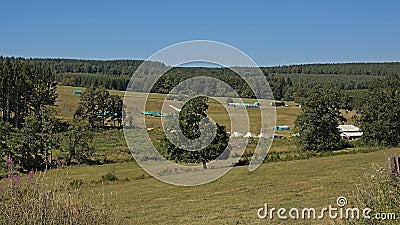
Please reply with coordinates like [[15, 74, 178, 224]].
[[344, 165, 400, 225], [0, 157, 121, 225]]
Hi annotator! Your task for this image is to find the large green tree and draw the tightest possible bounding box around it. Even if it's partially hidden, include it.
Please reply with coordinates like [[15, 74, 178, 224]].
[[9, 108, 63, 170], [356, 75, 400, 146], [295, 88, 351, 151], [162, 96, 229, 169]]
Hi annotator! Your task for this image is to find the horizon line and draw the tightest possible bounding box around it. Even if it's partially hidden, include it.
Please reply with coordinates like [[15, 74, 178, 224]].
[[1, 54, 399, 68]]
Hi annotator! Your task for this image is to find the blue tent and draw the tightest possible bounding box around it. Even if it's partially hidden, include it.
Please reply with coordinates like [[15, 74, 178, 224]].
[[273, 125, 290, 131], [141, 111, 169, 117]]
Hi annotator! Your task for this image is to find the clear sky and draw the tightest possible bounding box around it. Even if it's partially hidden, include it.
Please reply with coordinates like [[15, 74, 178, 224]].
[[0, 0, 399, 66]]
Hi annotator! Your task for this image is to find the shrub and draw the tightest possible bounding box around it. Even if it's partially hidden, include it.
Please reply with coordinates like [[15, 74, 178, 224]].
[[343, 165, 400, 225], [0, 157, 121, 224], [101, 169, 118, 182]]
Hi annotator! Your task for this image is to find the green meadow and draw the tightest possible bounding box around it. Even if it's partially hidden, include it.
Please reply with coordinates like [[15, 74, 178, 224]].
[[11, 85, 398, 224]]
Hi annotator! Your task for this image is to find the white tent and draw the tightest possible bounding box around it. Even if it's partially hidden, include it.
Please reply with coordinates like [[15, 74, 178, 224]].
[[257, 133, 268, 138], [230, 132, 243, 137], [244, 132, 256, 138]]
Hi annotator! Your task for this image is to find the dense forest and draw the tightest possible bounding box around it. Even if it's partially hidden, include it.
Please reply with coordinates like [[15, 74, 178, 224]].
[[50, 59, 400, 100], [44, 59, 397, 99], [27, 58, 400, 76], [3, 57, 400, 101]]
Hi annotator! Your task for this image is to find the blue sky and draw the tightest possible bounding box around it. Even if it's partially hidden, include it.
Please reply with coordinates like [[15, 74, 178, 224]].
[[0, 0, 399, 66]]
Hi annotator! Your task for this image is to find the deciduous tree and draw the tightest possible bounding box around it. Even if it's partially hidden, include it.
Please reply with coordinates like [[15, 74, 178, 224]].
[[162, 96, 229, 169], [295, 88, 351, 151], [355, 75, 400, 146]]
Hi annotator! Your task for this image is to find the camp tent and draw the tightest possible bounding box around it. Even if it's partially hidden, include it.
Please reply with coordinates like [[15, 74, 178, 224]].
[[230, 132, 243, 137], [273, 125, 290, 131], [257, 133, 269, 138], [244, 132, 256, 138]]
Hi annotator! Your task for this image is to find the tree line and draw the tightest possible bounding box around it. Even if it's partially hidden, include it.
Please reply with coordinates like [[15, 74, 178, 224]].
[[56, 71, 373, 101], [57, 73, 130, 91], [261, 62, 400, 76], [7, 57, 396, 101], [26, 57, 400, 77], [51, 61, 398, 100]]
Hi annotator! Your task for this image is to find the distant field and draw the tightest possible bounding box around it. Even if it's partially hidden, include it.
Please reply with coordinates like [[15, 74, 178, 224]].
[[55, 85, 360, 156], [56, 85, 303, 132], [56, 85, 302, 154], [54, 86, 83, 120]]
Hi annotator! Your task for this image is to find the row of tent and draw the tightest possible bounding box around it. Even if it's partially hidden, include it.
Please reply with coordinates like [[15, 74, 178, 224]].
[[229, 132, 284, 139], [163, 129, 285, 139]]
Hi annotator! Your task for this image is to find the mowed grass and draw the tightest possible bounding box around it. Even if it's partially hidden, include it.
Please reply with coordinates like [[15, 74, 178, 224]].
[[54, 86, 83, 120], [56, 85, 302, 155], [55, 85, 360, 155], [56, 85, 301, 133], [56, 85, 354, 130], [42, 147, 400, 225]]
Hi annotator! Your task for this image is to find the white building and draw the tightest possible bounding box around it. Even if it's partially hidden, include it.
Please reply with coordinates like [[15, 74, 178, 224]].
[[338, 125, 363, 140]]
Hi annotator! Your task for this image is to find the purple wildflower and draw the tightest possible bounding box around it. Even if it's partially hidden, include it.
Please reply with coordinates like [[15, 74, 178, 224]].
[[28, 170, 34, 179], [15, 175, 21, 180], [6, 156, 13, 164]]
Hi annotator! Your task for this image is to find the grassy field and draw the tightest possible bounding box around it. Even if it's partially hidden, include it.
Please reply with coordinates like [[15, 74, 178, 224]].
[[41, 147, 400, 224], [36, 85, 400, 224], [56, 85, 301, 132], [56, 85, 302, 154], [56, 85, 358, 155]]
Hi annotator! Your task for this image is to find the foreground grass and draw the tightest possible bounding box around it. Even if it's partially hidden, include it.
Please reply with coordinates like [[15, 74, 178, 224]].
[[0, 168, 120, 224], [40, 147, 400, 225]]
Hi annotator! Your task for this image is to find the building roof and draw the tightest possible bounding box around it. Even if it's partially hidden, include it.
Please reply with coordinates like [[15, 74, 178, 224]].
[[338, 125, 361, 132], [341, 132, 363, 137]]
